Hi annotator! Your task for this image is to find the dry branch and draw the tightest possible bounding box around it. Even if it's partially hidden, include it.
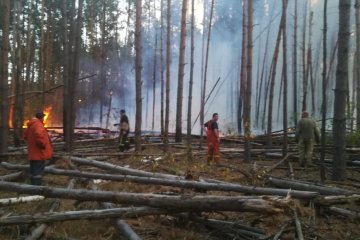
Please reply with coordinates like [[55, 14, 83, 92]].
[[70, 156, 182, 179], [0, 181, 289, 213], [267, 177, 357, 195], [293, 209, 304, 240]]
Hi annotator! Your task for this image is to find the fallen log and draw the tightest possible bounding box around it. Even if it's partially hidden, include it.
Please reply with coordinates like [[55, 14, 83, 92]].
[[273, 221, 290, 240], [0, 162, 318, 199], [267, 177, 357, 195], [70, 156, 183, 180], [0, 181, 289, 213], [315, 194, 360, 205], [26, 179, 76, 240], [186, 214, 266, 238], [90, 182, 141, 240], [0, 195, 45, 206], [293, 209, 304, 240], [0, 207, 170, 226], [328, 207, 360, 220], [0, 171, 24, 181]]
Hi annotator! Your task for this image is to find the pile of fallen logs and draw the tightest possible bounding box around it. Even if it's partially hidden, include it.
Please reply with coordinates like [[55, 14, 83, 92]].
[[0, 136, 359, 239]]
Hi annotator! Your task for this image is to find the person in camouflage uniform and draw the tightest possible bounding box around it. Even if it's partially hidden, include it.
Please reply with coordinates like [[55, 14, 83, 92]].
[[295, 111, 320, 167]]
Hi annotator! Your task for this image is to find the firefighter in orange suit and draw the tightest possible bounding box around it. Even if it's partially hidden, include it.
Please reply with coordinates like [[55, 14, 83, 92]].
[[24, 111, 53, 185], [204, 113, 220, 165]]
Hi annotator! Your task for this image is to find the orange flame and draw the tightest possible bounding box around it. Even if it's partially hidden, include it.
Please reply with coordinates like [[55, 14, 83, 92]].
[[43, 106, 52, 127], [23, 106, 52, 128]]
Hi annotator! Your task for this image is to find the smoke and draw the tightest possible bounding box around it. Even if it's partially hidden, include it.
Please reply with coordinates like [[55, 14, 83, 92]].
[[75, 0, 355, 136]]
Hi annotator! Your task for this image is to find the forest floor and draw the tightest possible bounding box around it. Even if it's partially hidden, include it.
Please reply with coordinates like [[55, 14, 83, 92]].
[[0, 135, 360, 240]]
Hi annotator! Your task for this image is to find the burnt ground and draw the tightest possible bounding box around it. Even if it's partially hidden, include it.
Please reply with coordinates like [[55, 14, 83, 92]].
[[0, 136, 360, 240]]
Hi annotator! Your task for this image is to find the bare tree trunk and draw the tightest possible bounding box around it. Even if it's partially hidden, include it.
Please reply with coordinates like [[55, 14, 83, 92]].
[[243, 0, 253, 162], [63, 0, 84, 152], [320, 0, 328, 181], [333, 0, 351, 181], [175, 0, 188, 142], [99, 1, 106, 127], [356, 0, 360, 131], [164, 0, 172, 152], [0, 0, 11, 153], [12, 0, 24, 147], [301, 2, 308, 112], [39, 0, 46, 107], [61, 0, 71, 151], [307, 11, 315, 115], [0, 182, 289, 215], [267, 8, 286, 147], [160, 0, 165, 135], [238, 0, 248, 134], [152, 18, 158, 131], [293, 0, 298, 125], [282, 0, 288, 157], [186, 0, 195, 161], [199, 0, 215, 148], [135, 0, 143, 152]]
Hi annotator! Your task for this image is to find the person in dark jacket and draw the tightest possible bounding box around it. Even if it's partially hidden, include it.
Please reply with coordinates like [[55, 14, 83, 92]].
[[295, 111, 320, 167], [204, 113, 220, 165], [23, 111, 53, 185], [117, 109, 130, 151]]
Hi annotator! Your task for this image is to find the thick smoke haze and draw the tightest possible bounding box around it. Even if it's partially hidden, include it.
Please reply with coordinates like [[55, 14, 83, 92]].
[[75, 0, 354, 136]]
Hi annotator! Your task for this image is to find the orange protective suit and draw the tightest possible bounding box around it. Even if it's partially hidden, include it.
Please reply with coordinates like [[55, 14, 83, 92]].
[[24, 118, 53, 160], [205, 120, 219, 164]]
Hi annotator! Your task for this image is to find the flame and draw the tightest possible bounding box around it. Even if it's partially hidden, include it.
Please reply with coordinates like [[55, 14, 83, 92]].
[[23, 106, 52, 128], [43, 106, 52, 127]]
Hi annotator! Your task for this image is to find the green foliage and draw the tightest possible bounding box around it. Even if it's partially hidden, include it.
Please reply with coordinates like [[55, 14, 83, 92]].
[[345, 131, 360, 146]]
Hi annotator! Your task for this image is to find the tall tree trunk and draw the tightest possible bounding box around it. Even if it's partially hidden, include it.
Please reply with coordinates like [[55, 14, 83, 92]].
[[62, 0, 71, 151], [152, 20, 158, 131], [186, 0, 195, 162], [243, 0, 253, 162], [160, 0, 165, 135], [12, 0, 24, 147], [282, 0, 288, 157], [266, 7, 286, 147], [135, 0, 143, 152], [301, 2, 308, 112], [293, 0, 298, 126], [39, 0, 46, 107], [199, 0, 215, 148], [320, 0, 328, 181], [238, 0, 248, 134], [164, 0, 172, 152], [175, 0, 188, 143], [0, 0, 10, 153], [63, 0, 84, 152], [356, 0, 360, 131], [99, 1, 106, 127], [333, 0, 351, 181]]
